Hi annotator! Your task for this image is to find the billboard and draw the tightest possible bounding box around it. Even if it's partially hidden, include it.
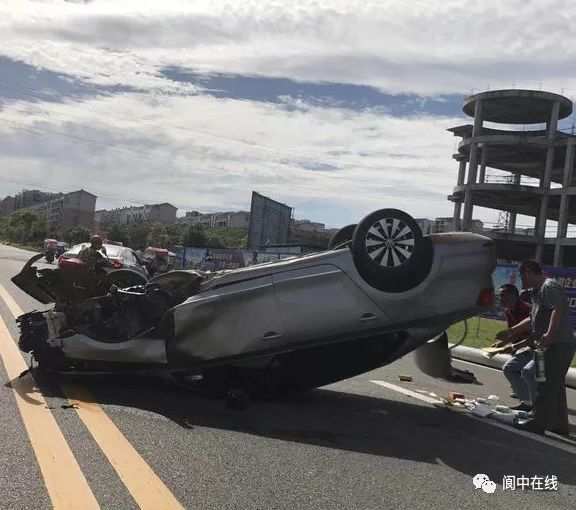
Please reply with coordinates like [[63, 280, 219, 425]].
[[481, 263, 575, 331], [247, 191, 292, 250]]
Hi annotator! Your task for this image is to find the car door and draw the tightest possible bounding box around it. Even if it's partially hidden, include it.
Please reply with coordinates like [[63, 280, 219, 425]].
[[168, 274, 284, 366], [272, 264, 387, 346], [123, 249, 146, 278]]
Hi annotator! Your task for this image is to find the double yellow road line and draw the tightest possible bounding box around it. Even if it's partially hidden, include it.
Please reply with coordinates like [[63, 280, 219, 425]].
[[0, 285, 184, 510]]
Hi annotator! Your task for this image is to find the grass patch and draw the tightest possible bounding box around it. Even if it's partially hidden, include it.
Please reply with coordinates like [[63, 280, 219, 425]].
[[2, 241, 41, 253], [447, 317, 505, 350], [448, 316, 575, 367]]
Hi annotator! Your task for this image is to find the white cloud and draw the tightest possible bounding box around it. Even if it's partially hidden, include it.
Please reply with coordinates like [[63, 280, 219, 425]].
[[0, 0, 574, 95], [0, 0, 573, 233], [0, 91, 467, 226]]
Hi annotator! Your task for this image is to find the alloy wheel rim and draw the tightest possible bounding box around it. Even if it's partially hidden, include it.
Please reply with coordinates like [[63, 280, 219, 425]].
[[365, 218, 415, 267]]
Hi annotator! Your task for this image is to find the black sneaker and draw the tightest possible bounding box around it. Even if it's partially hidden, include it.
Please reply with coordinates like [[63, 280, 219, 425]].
[[548, 429, 571, 438], [515, 420, 545, 435], [510, 402, 532, 412]]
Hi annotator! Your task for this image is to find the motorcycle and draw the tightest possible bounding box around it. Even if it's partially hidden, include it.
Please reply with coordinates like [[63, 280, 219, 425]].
[[43, 239, 59, 264]]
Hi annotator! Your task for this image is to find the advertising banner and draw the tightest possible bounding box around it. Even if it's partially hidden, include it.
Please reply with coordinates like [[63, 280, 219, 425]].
[[482, 263, 575, 331], [183, 247, 207, 268], [207, 248, 245, 270]]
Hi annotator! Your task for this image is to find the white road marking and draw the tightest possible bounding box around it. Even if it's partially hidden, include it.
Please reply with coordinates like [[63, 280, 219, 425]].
[[369, 380, 444, 404], [464, 413, 576, 454], [370, 379, 576, 455]]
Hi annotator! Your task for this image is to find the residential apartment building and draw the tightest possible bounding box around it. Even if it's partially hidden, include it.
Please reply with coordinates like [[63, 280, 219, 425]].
[[178, 211, 250, 229], [0, 195, 16, 216], [25, 190, 97, 236], [0, 189, 56, 217], [292, 219, 326, 232], [95, 203, 178, 226]]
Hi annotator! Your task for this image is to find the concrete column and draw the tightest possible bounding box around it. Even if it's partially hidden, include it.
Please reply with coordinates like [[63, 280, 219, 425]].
[[457, 158, 467, 185], [478, 144, 488, 183], [535, 101, 560, 263], [508, 174, 521, 233], [463, 100, 483, 231], [453, 159, 467, 227], [553, 140, 575, 265]]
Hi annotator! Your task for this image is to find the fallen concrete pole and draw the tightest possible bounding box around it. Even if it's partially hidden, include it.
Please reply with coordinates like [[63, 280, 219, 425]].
[[449, 344, 576, 389]]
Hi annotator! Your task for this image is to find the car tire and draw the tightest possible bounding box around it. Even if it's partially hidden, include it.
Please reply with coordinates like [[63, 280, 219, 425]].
[[328, 224, 356, 249], [351, 208, 433, 293]]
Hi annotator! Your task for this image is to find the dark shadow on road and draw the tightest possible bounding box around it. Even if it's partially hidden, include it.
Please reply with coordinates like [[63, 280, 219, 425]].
[[20, 371, 576, 488]]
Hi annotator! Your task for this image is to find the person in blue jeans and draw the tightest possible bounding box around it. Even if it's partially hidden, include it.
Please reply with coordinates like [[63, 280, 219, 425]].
[[498, 260, 575, 435], [497, 284, 536, 412]]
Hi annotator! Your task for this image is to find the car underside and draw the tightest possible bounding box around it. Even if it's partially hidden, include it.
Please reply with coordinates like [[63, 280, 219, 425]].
[[12, 209, 497, 398]]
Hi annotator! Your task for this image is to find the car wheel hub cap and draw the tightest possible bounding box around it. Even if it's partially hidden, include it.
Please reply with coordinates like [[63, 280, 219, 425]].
[[365, 218, 415, 267]]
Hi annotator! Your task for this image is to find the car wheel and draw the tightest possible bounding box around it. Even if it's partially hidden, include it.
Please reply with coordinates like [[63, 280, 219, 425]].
[[351, 208, 433, 293], [328, 224, 356, 249]]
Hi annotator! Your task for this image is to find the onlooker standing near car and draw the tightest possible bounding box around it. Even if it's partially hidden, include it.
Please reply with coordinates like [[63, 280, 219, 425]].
[[497, 260, 575, 435], [497, 284, 535, 411]]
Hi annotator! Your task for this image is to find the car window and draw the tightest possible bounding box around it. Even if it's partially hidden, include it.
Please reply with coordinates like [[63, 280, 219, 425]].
[[65, 243, 89, 256], [131, 250, 144, 265], [124, 250, 136, 264], [102, 244, 123, 258]]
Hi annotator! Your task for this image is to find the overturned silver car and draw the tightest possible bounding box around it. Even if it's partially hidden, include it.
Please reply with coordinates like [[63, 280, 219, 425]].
[[12, 209, 496, 396]]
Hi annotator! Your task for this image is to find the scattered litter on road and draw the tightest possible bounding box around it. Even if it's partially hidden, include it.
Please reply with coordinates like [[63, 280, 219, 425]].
[[448, 391, 464, 401], [61, 404, 78, 410], [495, 405, 513, 414], [428, 392, 438, 398], [471, 404, 494, 418], [398, 375, 413, 382], [489, 411, 518, 425], [487, 394, 500, 401]]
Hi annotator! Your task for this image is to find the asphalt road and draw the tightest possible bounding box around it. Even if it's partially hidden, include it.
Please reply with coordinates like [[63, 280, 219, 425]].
[[0, 243, 574, 510]]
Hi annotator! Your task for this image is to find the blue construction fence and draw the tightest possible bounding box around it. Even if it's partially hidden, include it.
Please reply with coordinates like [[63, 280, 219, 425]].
[[170, 246, 299, 271]]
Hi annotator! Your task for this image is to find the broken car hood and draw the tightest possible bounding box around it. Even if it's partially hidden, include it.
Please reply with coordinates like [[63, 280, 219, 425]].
[[11, 254, 60, 304]]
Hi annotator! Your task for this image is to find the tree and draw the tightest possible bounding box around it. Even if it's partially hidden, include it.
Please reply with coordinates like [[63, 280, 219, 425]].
[[146, 222, 170, 248], [182, 224, 207, 247], [205, 233, 224, 248], [30, 212, 48, 243], [166, 223, 183, 247], [289, 227, 330, 250], [0, 216, 7, 240], [5, 210, 45, 245], [106, 224, 131, 246], [65, 225, 91, 246], [126, 221, 151, 250]]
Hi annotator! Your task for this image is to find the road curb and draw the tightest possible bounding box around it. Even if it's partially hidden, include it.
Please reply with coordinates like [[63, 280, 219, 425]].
[[450, 344, 576, 389]]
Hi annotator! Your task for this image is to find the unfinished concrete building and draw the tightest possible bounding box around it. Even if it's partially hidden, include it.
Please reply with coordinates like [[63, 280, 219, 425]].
[[448, 89, 575, 266]]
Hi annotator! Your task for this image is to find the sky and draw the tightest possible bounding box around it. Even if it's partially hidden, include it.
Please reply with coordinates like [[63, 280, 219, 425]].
[[0, 0, 575, 230]]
